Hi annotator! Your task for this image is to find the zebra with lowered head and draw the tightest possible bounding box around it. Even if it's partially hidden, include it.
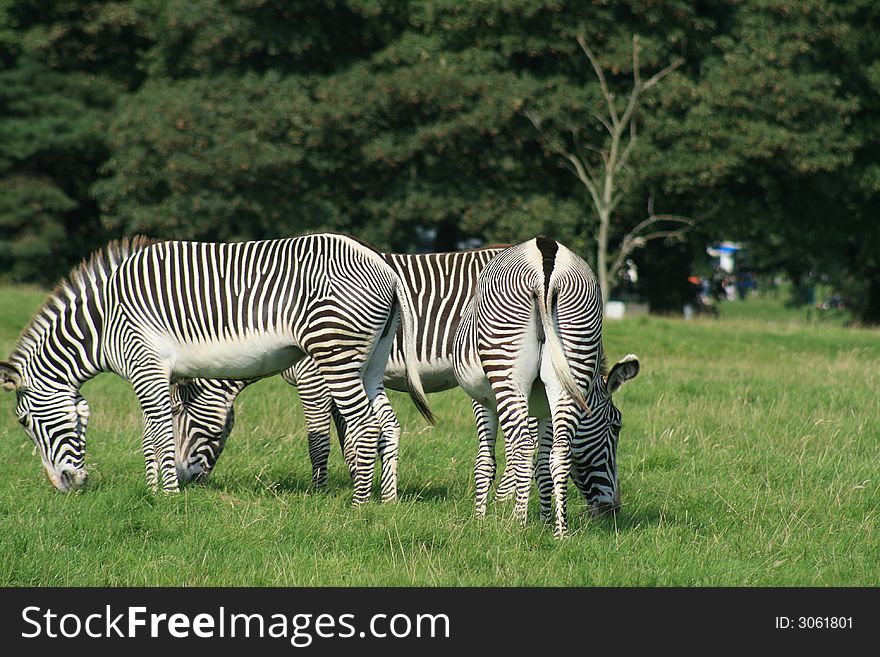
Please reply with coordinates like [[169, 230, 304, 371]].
[[452, 237, 639, 537], [0, 234, 433, 504], [169, 247, 506, 500]]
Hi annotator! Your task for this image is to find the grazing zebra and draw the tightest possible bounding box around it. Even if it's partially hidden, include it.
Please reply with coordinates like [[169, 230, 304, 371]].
[[171, 247, 506, 500], [452, 237, 639, 537], [171, 378, 248, 483], [0, 235, 433, 505]]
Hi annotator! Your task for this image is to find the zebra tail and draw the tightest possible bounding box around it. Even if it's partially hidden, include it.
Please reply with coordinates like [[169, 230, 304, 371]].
[[533, 283, 591, 414], [394, 279, 436, 425]]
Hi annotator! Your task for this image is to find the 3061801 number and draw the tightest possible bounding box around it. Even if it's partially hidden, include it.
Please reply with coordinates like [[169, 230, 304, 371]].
[[798, 617, 852, 629]]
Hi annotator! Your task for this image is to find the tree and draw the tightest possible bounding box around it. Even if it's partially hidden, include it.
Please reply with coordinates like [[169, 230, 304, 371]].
[[524, 34, 686, 304], [0, 57, 117, 283], [644, 0, 864, 313], [6, 0, 880, 324], [0, 0, 147, 283]]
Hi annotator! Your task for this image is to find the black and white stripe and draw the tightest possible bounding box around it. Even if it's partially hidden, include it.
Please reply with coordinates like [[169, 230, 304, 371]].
[[452, 237, 639, 537], [1, 234, 433, 505], [172, 247, 505, 500]]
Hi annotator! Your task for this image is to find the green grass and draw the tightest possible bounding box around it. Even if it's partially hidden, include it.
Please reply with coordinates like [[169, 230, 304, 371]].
[[718, 293, 852, 326], [0, 288, 877, 586]]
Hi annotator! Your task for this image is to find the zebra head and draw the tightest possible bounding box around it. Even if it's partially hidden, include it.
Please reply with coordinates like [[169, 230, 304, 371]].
[[170, 378, 246, 484], [573, 354, 640, 517], [2, 361, 91, 492]]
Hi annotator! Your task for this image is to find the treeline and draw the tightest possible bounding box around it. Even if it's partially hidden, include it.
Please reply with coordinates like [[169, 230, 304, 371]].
[[1, 1, 879, 319]]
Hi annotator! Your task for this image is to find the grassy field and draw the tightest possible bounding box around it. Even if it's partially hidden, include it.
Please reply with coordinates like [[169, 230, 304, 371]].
[[0, 286, 877, 586]]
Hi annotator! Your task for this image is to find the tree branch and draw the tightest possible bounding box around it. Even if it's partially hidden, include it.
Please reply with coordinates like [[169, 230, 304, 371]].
[[642, 57, 684, 92], [606, 197, 707, 283], [577, 34, 619, 129], [592, 112, 614, 137], [614, 118, 638, 176], [525, 35, 688, 304], [524, 107, 603, 207], [572, 129, 605, 160]]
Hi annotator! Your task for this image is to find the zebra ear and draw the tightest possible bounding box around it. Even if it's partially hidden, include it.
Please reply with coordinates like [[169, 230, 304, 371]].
[[607, 354, 639, 394], [0, 361, 23, 392]]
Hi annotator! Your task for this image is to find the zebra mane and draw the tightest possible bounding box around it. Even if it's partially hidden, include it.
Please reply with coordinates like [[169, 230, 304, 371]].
[[10, 235, 158, 362], [301, 231, 386, 258]]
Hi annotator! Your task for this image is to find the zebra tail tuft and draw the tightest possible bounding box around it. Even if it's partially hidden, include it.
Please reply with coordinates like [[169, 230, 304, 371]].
[[534, 283, 591, 414], [394, 279, 436, 425]]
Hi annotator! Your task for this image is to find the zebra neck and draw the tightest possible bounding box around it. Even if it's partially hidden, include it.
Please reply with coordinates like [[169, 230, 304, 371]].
[[11, 282, 108, 390], [8, 236, 154, 390]]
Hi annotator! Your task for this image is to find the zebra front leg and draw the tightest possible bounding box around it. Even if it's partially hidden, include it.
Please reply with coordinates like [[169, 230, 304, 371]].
[[472, 400, 498, 519], [131, 367, 178, 493], [535, 418, 553, 523], [371, 392, 401, 502]]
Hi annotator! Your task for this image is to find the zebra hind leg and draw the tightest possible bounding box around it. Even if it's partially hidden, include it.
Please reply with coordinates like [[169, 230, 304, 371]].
[[288, 360, 335, 490], [471, 400, 498, 519], [496, 394, 534, 525], [371, 392, 401, 502], [494, 424, 517, 502], [495, 416, 537, 502], [316, 366, 380, 506], [534, 418, 553, 522], [549, 419, 573, 538], [346, 413, 382, 506]]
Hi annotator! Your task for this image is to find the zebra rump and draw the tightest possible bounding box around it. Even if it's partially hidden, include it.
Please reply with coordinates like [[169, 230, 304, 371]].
[[452, 236, 639, 537]]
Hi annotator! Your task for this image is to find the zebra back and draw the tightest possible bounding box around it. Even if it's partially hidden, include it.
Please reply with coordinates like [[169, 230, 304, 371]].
[[383, 246, 505, 384]]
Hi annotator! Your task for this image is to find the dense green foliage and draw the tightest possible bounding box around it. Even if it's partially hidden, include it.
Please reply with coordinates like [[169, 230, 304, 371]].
[[1, 1, 879, 317], [1, 286, 877, 585]]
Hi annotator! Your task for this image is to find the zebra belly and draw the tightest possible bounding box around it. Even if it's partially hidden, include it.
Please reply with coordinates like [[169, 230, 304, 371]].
[[384, 358, 458, 393], [163, 335, 306, 380], [454, 357, 497, 411]]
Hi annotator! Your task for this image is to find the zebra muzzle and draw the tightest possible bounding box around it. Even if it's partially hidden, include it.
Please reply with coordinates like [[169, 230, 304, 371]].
[[47, 465, 88, 492]]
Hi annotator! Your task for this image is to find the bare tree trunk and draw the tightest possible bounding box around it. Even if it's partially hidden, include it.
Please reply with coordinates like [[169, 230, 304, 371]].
[[523, 35, 685, 310], [597, 207, 610, 303]]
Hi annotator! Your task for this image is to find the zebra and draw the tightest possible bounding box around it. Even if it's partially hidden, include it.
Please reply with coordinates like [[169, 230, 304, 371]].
[[452, 237, 639, 537], [171, 377, 248, 484], [170, 247, 506, 500], [0, 234, 434, 505]]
